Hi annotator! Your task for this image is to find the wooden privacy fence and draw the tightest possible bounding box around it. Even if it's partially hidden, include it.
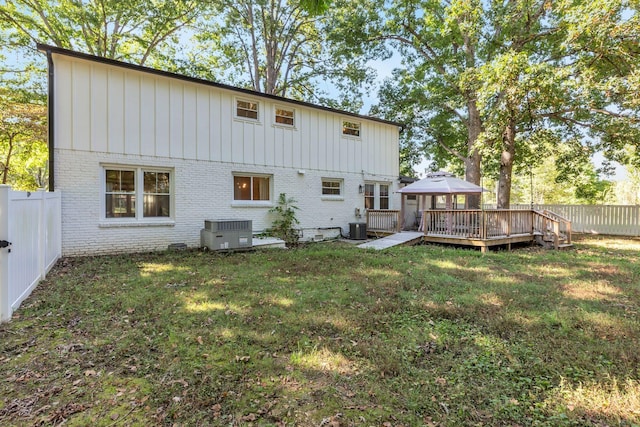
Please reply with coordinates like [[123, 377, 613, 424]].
[[485, 204, 640, 236], [0, 185, 61, 322]]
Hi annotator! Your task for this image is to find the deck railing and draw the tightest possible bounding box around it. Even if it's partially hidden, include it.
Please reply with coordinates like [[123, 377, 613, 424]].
[[422, 209, 570, 245], [532, 210, 572, 248], [366, 210, 401, 233]]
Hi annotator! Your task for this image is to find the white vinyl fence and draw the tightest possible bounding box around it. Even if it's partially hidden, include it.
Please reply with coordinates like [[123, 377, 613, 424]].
[[0, 185, 61, 322], [484, 204, 640, 236]]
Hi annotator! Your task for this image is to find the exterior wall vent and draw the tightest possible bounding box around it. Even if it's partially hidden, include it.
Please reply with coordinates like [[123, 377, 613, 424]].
[[201, 219, 252, 250]]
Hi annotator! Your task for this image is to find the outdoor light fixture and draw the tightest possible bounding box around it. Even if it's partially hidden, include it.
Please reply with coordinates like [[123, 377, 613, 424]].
[[358, 184, 364, 194]]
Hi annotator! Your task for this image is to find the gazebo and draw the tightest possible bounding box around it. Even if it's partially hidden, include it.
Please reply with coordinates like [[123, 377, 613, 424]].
[[397, 171, 487, 230]]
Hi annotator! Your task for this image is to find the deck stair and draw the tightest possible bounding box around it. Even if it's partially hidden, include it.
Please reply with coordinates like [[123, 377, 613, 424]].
[[535, 210, 573, 250]]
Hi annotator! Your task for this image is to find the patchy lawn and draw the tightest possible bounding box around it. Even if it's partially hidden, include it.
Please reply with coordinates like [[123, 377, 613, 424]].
[[1, 236, 639, 426]]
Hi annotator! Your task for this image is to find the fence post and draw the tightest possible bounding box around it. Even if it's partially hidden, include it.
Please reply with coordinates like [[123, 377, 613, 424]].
[[38, 189, 46, 280], [0, 185, 11, 321]]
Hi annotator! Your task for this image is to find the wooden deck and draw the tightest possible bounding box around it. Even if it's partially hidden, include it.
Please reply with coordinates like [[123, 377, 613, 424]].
[[366, 209, 572, 252]]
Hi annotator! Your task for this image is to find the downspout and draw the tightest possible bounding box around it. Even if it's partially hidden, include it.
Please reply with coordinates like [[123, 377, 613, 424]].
[[46, 50, 55, 191]]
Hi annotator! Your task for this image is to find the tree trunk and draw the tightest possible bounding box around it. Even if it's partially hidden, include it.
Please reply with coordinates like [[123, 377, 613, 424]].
[[497, 117, 516, 209], [462, 30, 482, 209], [465, 97, 482, 208], [1, 135, 14, 184], [247, 4, 262, 93]]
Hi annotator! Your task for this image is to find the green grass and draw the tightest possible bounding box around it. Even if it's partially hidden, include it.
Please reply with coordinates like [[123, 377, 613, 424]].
[[1, 235, 639, 426]]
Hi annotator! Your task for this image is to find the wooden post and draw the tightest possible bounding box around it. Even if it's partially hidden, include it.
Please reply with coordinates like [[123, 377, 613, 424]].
[[481, 211, 487, 240], [400, 194, 405, 231]]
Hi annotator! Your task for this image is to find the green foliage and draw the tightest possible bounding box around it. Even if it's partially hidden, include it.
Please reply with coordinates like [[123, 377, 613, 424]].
[[0, 0, 204, 66], [0, 84, 47, 190], [506, 154, 616, 205], [268, 193, 300, 247], [362, 0, 640, 205], [1, 237, 639, 425], [191, 0, 375, 106]]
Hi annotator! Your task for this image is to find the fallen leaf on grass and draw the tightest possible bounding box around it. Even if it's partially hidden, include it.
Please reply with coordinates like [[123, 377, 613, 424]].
[[241, 413, 258, 421]]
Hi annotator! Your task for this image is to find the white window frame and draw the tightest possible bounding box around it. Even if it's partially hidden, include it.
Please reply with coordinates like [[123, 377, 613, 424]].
[[235, 97, 260, 122], [232, 173, 273, 207], [100, 165, 174, 226], [274, 106, 295, 128], [321, 178, 344, 200], [364, 182, 392, 210], [379, 183, 390, 209], [342, 119, 361, 138]]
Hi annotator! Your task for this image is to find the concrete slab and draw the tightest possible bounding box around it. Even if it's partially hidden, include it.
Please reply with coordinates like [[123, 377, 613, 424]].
[[357, 232, 423, 250], [253, 237, 286, 249]]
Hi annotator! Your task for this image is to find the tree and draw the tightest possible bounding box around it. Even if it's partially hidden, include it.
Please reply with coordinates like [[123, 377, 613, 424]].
[[369, 0, 485, 206], [367, 0, 639, 208], [191, 0, 374, 107], [0, 86, 47, 190], [555, 0, 640, 169], [0, 0, 203, 66]]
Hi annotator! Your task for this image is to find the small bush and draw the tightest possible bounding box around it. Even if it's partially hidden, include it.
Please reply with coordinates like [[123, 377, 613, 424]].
[[268, 193, 300, 247]]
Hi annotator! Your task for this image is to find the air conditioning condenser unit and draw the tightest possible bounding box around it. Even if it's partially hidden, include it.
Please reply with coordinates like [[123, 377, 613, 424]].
[[201, 219, 252, 251]]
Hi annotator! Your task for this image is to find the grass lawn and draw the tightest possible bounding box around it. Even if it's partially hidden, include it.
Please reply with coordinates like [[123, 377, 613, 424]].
[[1, 235, 639, 426]]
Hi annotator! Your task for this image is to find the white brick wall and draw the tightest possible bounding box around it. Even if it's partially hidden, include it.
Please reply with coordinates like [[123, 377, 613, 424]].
[[57, 150, 398, 255]]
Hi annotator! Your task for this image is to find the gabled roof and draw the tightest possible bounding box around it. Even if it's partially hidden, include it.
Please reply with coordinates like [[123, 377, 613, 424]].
[[37, 43, 404, 129]]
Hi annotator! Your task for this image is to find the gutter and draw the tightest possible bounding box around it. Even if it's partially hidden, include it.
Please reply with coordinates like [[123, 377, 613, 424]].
[[45, 49, 55, 192]]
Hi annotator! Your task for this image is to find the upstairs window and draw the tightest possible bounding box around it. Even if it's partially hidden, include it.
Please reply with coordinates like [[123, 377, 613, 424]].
[[275, 107, 295, 126], [236, 99, 259, 120], [342, 120, 361, 137]]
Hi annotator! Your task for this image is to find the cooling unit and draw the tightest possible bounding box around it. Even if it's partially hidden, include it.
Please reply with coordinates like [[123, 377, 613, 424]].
[[201, 219, 253, 251]]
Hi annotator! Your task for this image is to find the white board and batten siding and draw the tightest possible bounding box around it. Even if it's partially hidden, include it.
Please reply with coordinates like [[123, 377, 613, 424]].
[[0, 186, 62, 322], [53, 54, 398, 176], [51, 52, 400, 255]]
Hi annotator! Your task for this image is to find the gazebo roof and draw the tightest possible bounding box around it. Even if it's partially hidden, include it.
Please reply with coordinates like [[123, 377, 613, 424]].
[[397, 171, 488, 195]]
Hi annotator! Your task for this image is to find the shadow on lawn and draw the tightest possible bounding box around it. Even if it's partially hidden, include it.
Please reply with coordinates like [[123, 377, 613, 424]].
[[1, 241, 639, 426]]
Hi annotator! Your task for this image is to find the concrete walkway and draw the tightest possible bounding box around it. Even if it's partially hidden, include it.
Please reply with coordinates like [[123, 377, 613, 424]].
[[357, 232, 424, 250]]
